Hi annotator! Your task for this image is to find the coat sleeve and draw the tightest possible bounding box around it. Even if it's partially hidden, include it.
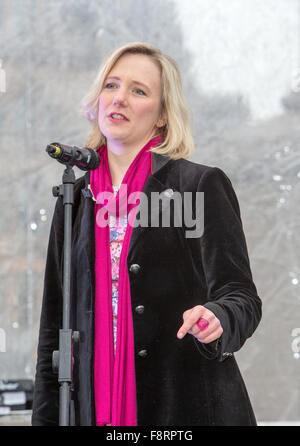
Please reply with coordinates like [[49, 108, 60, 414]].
[[193, 167, 262, 362], [31, 196, 64, 425]]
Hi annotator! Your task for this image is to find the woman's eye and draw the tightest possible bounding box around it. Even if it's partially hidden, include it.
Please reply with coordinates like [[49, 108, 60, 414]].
[[104, 83, 116, 89], [134, 88, 146, 96]]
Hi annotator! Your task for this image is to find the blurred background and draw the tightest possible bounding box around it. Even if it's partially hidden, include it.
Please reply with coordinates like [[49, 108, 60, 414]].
[[1, 0, 300, 426]]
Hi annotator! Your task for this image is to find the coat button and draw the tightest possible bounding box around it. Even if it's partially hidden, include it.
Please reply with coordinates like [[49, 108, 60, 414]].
[[163, 188, 174, 198], [138, 349, 148, 358], [129, 264, 140, 274], [135, 305, 144, 314]]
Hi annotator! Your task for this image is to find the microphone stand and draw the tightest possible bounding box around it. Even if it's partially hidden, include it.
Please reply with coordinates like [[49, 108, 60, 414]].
[[52, 164, 79, 426]]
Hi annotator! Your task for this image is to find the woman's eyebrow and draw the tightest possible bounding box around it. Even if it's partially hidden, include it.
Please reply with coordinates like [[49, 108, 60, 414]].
[[105, 76, 150, 91]]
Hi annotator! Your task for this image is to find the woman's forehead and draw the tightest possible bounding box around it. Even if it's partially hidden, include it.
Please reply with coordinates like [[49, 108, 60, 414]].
[[107, 53, 161, 88]]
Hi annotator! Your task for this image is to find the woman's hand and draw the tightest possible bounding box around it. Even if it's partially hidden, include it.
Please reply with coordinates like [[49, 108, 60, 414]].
[[177, 305, 223, 344]]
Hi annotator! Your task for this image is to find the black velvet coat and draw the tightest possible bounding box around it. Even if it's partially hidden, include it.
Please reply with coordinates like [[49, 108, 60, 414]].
[[31, 153, 262, 426]]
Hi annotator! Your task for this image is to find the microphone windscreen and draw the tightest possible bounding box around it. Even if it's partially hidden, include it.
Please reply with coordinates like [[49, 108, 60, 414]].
[[88, 148, 101, 170]]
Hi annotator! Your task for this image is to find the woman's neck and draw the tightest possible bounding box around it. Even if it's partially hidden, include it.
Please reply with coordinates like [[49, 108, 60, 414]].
[[107, 136, 154, 185], [107, 147, 139, 186]]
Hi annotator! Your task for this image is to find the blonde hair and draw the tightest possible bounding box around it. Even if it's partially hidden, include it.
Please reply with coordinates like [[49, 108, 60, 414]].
[[80, 42, 194, 159]]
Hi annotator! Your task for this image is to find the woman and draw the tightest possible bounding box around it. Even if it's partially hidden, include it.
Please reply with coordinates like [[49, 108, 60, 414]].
[[32, 42, 262, 426]]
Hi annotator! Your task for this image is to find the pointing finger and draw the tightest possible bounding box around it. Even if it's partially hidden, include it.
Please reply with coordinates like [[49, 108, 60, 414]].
[[177, 306, 206, 339]]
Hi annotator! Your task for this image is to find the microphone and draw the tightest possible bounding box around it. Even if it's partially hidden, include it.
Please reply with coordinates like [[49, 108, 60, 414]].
[[46, 142, 101, 171]]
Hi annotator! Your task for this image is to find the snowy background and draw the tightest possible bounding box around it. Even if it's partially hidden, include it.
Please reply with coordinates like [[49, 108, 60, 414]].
[[1, 0, 300, 423]]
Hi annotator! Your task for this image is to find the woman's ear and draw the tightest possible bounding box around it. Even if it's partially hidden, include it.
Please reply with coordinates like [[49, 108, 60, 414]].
[[156, 112, 167, 128], [156, 119, 165, 128]]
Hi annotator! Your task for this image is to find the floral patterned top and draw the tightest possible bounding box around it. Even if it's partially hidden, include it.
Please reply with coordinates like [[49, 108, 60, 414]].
[[109, 185, 128, 354]]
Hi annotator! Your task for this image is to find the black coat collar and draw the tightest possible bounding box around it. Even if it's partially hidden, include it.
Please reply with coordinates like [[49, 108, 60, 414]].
[[152, 152, 171, 174]]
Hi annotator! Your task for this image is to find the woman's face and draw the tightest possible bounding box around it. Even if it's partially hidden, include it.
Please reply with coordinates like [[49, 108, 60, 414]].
[[98, 53, 163, 150]]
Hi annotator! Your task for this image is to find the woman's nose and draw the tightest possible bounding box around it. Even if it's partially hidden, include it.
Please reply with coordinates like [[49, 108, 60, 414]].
[[112, 89, 128, 106]]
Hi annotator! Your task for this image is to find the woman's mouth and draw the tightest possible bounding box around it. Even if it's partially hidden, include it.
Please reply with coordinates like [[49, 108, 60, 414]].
[[108, 113, 129, 122]]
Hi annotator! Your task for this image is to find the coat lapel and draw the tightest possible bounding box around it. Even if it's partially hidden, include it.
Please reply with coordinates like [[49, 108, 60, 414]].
[[128, 152, 172, 257], [152, 151, 170, 174]]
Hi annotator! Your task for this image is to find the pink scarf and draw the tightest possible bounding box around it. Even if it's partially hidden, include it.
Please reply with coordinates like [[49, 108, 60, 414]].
[[90, 135, 162, 426]]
